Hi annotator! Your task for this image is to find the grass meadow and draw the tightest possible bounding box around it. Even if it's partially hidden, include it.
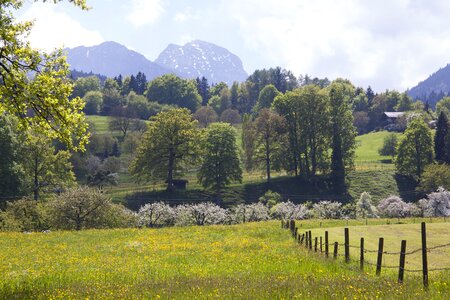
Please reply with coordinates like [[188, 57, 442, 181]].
[[1, 220, 449, 299]]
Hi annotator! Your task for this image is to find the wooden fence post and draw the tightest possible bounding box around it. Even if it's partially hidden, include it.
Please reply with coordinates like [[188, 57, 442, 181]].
[[344, 228, 350, 263], [294, 227, 298, 239], [309, 231, 312, 250], [360, 237, 364, 271], [281, 220, 284, 228], [300, 233, 305, 245], [290, 220, 296, 235], [398, 240, 407, 283], [314, 237, 318, 252], [421, 222, 428, 289], [333, 242, 338, 259], [376, 237, 384, 276], [325, 231, 329, 258], [320, 236, 323, 253], [305, 231, 309, 248]]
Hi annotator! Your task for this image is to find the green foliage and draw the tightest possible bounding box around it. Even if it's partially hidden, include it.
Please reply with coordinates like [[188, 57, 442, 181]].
[[146, 74, 201, 112], [258, 190, 282, 208], [220, 108, 241, 125], [418, 164, 450, 192], [253, 109, 287, 182], [436, 96, 450, 117], [83, 90, 103, 115], [130, 108, 202, 191], [0, 198, 50, 231], [193, 106, 218, 127], [0, 115, 25, 199], [434, 111, 449, 162], [0, 0, 89, 150], [198, 123, 242, 192], [396, 118, 434, 178], [72, 76, 101, 99], [21, 134, 76, 200], [378, 133, 398, 158], [255, 84, 281, 112]]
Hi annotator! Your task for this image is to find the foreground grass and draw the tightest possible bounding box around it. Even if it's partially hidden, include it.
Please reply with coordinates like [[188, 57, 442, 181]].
[[1, 221, 449, 299], [306, 220, 450, 271]]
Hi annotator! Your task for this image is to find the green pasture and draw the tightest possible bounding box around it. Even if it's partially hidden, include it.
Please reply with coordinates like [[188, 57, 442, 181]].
[[1, 220, 449, 299]]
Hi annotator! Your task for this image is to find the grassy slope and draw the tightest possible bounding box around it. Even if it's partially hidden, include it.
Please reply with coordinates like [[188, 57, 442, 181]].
[[84, 116, 413, 206], [0, 221, 448, 299]]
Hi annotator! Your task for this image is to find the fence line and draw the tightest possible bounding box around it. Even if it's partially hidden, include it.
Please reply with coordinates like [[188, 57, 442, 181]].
[[281, 220, 450, 288]]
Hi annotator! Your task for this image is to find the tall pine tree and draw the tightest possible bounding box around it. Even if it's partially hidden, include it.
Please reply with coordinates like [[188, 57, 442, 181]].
[[435, 111, 449, 163]]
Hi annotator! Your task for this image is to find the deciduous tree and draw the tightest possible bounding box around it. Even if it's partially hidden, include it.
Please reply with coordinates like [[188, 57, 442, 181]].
[[396, 118, 434, 178], [198, 123, 242, 193], [130, 108, 202, 192], [0, 0, 89, 150]]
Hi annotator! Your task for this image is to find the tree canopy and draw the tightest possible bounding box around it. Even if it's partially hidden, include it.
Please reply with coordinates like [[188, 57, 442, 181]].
[[129, 108, 202, 192], [0, 0, 89, 150]]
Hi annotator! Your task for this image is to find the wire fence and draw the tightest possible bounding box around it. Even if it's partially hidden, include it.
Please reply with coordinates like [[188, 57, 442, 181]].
[[282, 220, 450, 288]]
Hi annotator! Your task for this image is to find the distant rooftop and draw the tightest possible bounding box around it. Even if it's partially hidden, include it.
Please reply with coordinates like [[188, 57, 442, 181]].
[[383, 112, 405, 118]]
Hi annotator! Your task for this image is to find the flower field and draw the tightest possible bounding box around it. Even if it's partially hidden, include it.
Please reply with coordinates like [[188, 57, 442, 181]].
[[1, 221, 449, 299]]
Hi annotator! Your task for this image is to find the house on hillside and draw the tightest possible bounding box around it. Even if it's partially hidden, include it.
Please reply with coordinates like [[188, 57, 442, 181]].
[[382, 112, 405, 131]]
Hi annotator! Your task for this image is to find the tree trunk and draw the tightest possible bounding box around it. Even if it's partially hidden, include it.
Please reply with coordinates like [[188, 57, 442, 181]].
[[166, 148, 175, 192], [33, 155, 39, 201], [266, 138, 271, 184]]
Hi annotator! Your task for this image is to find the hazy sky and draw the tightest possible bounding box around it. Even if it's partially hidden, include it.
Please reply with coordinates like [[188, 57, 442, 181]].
[[16, 0, 450, 92]]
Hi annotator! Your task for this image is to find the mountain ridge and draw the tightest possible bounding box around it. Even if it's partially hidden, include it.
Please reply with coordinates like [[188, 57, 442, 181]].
[[65, 40, 248, 85]]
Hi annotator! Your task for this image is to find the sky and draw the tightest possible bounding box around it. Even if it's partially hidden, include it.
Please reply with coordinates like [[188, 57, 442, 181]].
[[15, 0, 450, 92]]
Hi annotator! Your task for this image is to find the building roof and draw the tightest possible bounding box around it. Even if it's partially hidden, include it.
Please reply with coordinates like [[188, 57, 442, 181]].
[[383, 112, 405, 118]]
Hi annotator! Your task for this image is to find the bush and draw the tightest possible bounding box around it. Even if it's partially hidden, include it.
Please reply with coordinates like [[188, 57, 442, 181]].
[[418, 164, 450, 192], [356, 192, 378, 218], [174, 202, 228, 226], [312, 201, 342, 219], [258, 190, 282, 208], [377, 196, 417, 218], [138, 202, 175, 227], [270, 201, 311, 220], [231, 203, 270, 223], [49, 186, 136, 230], [0, 198, 50, 232], [418, 187, 450, 217]]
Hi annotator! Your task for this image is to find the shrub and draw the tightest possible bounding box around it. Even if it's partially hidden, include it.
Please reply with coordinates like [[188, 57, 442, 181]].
[[258, 190, 282, 208], [0, 198, 50, 232], [270, 201, 311, 220], [418, 187, 450, 217], [377, 196, 417, 218], [49, 186, 136, 230], [356, 192, 378, 218], [312, 201, 342, 219], [138, 202, 175, 227], [231, 203, 270, 223], [174, 202, 228, 226], [418, 164, 450, 192]]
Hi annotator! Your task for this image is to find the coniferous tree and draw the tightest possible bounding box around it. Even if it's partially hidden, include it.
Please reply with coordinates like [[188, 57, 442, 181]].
[[135, 72, 147, 95], [196, 77, 210, 106], [435, 111, 449, 163], [366, 86, 375, 106]]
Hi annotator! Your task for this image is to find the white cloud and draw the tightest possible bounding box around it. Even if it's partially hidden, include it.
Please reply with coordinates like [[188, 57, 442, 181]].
[[126, 0, 164, 27], [20, 3, 103, 51], [227, 0, 450, 91]]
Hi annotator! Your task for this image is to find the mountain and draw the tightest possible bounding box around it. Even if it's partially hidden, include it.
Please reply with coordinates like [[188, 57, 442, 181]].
[[65, 41, 170, 80], [408, 64, 450, 106], [155, 40, 248, 85], [65, 40, 248, 85]]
